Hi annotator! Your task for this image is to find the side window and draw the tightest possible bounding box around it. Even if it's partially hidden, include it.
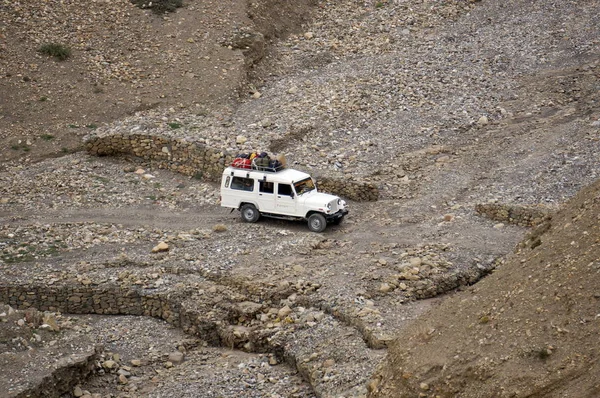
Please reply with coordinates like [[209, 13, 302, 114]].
[[231, 177, 254, 191], [259, 181, 274, 194], [278, 183, 293, 196], [224, 176, 231, 188]]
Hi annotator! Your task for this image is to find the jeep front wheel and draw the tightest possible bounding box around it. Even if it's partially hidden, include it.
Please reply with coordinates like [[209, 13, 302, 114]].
[[307, 213, 327, 232], [240, 204, 260, 223]]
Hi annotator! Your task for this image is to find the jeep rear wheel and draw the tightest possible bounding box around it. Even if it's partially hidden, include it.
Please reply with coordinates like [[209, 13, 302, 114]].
[[240, 204, 260, 223], [307, 213, 327, 232]]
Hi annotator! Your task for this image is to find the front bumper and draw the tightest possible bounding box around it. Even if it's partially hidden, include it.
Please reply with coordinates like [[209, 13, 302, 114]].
[[326, 208, 349, 221]]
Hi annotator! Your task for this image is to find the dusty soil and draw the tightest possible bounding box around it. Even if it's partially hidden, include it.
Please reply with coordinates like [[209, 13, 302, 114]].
[[1, 0, 600, 397], [0, 0, 314, 162], [370, 178, 600, 398]]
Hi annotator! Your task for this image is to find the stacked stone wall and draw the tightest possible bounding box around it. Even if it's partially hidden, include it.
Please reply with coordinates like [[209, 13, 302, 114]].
[[0, 282, 221, 346], [84, 132, 379, 202], [475, 203, 552, 226]]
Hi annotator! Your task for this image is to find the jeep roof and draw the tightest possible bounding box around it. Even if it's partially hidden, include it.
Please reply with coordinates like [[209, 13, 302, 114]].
[[224, 166, 312, 184]]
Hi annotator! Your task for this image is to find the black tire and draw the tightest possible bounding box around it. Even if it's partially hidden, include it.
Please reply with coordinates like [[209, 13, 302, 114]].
[[240, 204, 260, 223], [307, 213, 327, 232]]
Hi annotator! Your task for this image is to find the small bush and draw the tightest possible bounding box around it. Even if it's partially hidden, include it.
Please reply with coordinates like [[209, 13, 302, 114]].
[[168, 122, 182, 129], [131, 0, 183, 14], [38, 43, 71, 61], [11, 143, 30, 151], [86, 124, 98, 129], [40, 134, 54, 141]]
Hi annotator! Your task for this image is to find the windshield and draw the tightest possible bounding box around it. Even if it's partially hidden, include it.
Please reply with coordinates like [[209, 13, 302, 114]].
[[294, 178, 316, 195]]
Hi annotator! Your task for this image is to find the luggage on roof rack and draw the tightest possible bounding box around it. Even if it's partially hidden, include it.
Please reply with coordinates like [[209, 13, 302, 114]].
[[231, 152, 285, 172]]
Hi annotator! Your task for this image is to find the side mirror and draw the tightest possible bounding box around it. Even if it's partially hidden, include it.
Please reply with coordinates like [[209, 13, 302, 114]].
[[290, 192, 295, 199]]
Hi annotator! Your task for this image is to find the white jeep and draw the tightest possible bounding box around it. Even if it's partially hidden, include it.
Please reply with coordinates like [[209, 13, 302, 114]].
[[220, 164, 348, 232]]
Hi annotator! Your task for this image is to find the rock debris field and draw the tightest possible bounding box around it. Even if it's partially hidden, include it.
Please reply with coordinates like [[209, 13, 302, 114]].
[[1, 0, 599, 397]]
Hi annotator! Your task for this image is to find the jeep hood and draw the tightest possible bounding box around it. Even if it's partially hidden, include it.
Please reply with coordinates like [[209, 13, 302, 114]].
[[300, 191, 343, 209]]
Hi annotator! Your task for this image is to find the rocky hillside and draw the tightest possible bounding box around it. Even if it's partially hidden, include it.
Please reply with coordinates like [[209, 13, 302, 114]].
[[370, 177, 600, 398], [1, 0, 600, 397]]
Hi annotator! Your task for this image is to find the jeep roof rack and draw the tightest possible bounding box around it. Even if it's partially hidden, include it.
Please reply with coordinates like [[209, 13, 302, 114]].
[[230, 158, 285, 173]]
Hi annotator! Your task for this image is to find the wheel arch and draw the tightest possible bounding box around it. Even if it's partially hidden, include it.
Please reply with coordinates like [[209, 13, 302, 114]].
[[304, 210, 325, 219], [238, 201, 259, 211]]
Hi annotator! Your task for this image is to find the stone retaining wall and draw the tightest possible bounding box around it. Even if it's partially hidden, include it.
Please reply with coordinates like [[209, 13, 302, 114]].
[[11, 349, 99, 398], [0, 282, 222, 346], [475, 203, 552, 227], [84, 132, 379, 202]]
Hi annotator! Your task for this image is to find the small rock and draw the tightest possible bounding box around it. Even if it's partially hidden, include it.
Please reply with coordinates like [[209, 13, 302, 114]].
[[278, 305, 293, 319], [420, 382, 429, 391], [42, 313, 60, 331], [168, 352, 184, 364], [102, 360, 117, 370], [304, 32, 314, 40], [288, 86, 298, 94], [117, 369, 131, 377], [252, 91, 261, 99], [73, 386, 83, 397], [118, 374, 128, 384], [236, 135, 247, 144], [292, 264, 305, 273], [493, 223, 505, 229], [130, 359, 142, 367], [152, 242, 169, 253], [379, 283, 392, 293], [409, 257, 422, 267], [443, 214, 454, 222], [477, 115, 489, 126]]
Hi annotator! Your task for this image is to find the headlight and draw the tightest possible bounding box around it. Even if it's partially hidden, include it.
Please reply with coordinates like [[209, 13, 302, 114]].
[[327, 203, 332, 210], [337, 199, 341, 206]]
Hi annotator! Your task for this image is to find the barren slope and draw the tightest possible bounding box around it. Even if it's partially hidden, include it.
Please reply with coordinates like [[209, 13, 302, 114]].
[[370, 177, 600, 398], [1, 0, 600, 397]]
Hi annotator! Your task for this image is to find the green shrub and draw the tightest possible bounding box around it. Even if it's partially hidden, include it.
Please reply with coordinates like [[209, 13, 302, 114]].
[[38, 43, 71, 61], [131, 0, 183, 14], [40, 134, 54, 141], [168, 122, 182, 129]]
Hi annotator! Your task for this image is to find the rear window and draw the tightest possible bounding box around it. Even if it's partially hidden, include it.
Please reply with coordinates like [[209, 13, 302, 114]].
[[231, 177, 254, 191]]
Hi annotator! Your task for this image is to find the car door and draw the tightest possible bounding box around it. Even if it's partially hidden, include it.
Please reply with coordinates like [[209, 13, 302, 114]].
[[257, 180, 276, 212], [275, 183, 297, 215]]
